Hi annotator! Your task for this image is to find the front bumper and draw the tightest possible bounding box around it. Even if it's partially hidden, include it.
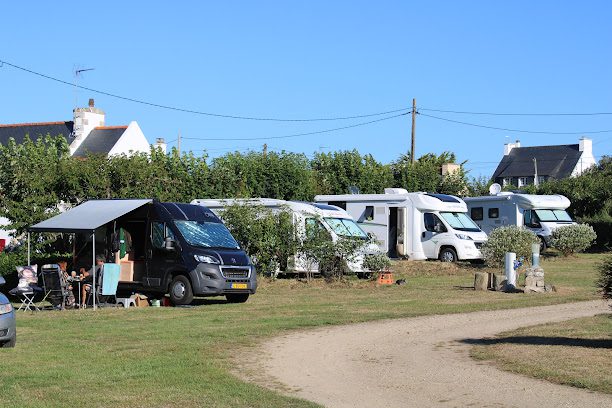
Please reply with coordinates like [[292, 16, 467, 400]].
[[0, 308, 16, 342], [456, 241, 484, 260], [189, 263, 257, 296]]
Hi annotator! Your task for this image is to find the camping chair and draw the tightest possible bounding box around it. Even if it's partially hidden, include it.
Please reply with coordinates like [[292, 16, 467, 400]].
[[40, 264, 70, 310], [85, 263, 120, 307], [9, 265, 42, 311]]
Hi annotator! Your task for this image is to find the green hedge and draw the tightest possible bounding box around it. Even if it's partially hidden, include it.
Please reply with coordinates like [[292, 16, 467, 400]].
[[579, 214, 612, 250]]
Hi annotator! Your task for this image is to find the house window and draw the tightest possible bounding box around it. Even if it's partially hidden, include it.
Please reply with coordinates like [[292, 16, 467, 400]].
[[364, 206, 374, 221], [471, 207, 483, 221], [488, 208, 499, 219], [538, 176, 546, 184], [502, 177, 511, 187], [518, 177, 528, 187]]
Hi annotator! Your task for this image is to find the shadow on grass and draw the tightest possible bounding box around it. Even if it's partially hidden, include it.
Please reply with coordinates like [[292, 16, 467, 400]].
[[461, 336, 612, 349]]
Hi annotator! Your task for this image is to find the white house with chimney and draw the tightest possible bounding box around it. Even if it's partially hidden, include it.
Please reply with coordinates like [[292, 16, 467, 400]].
[[491, 137, 597, 187]]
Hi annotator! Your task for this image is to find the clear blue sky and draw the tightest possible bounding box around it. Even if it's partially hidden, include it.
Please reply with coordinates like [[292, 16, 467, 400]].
[[1, 1, 611, 179]]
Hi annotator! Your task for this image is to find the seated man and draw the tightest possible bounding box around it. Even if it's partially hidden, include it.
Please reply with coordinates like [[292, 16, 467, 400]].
[[79, 255, 105, 308], [58, 261, 76, 308]]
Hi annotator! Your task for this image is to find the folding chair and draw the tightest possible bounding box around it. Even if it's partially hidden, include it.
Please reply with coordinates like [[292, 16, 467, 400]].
[[40, 264, 70, 310], [9, 265, 42, 312]]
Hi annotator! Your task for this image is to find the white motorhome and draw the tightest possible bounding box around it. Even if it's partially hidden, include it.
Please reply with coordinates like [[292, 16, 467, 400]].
[[191, 198, 380, 277], [315, 189, 487, 262], [463, 190, 574, 250]]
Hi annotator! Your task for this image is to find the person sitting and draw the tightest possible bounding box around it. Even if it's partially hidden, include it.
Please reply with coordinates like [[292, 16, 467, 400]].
[[79, 255, 105, 308], [58, 261, 76, 308]]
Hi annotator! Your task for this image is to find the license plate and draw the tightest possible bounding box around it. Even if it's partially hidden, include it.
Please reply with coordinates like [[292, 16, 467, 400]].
[[231, 283, 248, 289]]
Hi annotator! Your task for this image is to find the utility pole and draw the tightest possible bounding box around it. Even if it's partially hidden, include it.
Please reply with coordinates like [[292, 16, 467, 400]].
[[411, 98, 416, 164], [263, 143, 268, 158], [533, 157, 538, 187], [177, 130, 181, 155]]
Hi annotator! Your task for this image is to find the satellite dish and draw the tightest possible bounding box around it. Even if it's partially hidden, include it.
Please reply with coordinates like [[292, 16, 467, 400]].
[[489, 183, 502, 195]]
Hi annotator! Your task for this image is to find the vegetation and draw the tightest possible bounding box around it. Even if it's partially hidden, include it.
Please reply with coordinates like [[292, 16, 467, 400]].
[[471, 315, 612, 394], [362, 252, 392, 273], [0, 253, 605, 407], [596, 254, 612, 301], [481, 226, 540, 267], [550, 224, 597, 256]]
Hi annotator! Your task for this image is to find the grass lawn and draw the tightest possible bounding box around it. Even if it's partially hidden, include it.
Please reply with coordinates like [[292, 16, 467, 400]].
[[470, 314, 612, 394], [0, 252, 606, 407]]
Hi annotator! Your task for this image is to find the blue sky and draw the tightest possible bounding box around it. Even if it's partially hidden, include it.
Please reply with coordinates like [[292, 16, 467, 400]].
[[1, 1, 610, 179]]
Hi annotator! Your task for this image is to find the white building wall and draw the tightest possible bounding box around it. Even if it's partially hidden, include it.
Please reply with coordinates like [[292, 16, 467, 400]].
[[70, 104, 105, 155], [571, 137, 597, 176], [107, 121, 151, 157]]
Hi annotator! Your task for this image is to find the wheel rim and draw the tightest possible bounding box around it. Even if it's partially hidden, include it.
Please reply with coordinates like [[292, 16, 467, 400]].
[[172, 281, 186, 299], [441, 251, 455, 262]]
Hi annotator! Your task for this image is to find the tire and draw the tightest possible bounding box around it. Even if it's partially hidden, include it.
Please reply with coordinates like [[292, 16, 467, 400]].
[[226, 293, 249, 303], [1, 334, 16, 348], [539, 237, 547, 253], [439, 247, 458, 263], [169, 275, 194, 305]]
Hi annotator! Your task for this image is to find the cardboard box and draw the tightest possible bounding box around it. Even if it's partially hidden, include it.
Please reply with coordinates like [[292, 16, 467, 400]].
[[130, 293, 149, 307]]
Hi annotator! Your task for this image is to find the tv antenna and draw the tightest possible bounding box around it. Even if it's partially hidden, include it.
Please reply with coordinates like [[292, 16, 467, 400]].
[[73, 65, 95, 107]]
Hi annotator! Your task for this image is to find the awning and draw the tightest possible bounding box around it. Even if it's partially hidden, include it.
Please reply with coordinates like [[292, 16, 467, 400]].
[[29, 199, 152, 233]]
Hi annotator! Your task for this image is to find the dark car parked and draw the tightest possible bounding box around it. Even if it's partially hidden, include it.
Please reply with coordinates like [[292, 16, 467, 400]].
[[0, 276, 16, 348]]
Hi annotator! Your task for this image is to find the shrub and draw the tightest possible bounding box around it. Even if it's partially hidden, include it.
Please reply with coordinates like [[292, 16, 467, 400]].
[[363, 253, 391, 273], [481, 226, 539, 268], [596, 255, 612, 302], [550, 224, 597, 256], [579, 213, 612, 250], [300, 226, 361, 281]]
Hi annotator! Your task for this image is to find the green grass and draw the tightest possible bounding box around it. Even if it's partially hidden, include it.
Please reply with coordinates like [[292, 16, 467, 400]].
[[470, 314, 612, 394], [0, 253, 606, 407]]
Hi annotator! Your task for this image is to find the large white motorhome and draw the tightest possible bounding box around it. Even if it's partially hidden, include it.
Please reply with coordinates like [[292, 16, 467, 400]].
[[191, 198, 380, 277], [315, 189, 487, 262], [463, 190, 574, 250]]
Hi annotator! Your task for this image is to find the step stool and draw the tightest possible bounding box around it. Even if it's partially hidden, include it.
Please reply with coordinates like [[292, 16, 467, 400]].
[[116, 297, 136, 308]]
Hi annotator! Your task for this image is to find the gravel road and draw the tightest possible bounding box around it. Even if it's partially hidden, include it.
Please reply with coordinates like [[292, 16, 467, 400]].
[[248, 301, 611, 408]]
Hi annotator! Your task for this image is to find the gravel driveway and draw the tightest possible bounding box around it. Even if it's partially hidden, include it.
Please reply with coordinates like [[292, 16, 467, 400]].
[[247, 301, 611, 408]]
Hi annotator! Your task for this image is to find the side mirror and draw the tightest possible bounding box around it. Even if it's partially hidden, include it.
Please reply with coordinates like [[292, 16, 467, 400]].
[[164, 237, 175, 251], [0, 276, 5, 286]]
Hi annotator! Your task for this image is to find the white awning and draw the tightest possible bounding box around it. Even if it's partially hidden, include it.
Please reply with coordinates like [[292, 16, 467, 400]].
[[29, 199, 152, 233]]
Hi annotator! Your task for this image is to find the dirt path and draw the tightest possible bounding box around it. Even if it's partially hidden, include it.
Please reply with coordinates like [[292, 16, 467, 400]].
[[248, 301, 611, 408]]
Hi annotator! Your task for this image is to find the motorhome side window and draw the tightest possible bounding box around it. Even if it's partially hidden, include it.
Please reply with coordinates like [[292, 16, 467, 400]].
[[424, 213, 446, 233], [364, 206, 374, 221], [471, 207, 483, 221], [305, 218, 326, 238], [488, 208, 499, 219], [151, 222, 176, 249]]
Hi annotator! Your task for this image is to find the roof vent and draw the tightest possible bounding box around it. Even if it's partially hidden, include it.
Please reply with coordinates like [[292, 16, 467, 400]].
[[384, 188, 408, 195]]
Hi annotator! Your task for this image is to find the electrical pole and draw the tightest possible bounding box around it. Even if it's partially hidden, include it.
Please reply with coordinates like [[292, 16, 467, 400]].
[[533, 157, 538, 187], [263, 143, 268, 158], [411, 98, 416, 164], [177, 130, 181, 155]]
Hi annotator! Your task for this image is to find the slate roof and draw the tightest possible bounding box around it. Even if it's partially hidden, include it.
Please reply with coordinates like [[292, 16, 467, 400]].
[[72, 126, 127, 157], [492, 144, 582, 180], [0, 121, 75, 146]]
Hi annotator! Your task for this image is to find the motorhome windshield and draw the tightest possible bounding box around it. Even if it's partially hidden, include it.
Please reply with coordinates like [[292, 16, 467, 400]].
[[174, 220, 240, 249], [324, 218, 368, 239], [440, 212, 481, 232], [534, 209, 572, 222]]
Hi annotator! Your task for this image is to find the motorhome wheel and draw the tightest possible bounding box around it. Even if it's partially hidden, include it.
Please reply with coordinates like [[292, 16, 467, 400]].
[[169, 275, 194, 305], [226, 293, 249, 303], [439, 247, 458, 263]]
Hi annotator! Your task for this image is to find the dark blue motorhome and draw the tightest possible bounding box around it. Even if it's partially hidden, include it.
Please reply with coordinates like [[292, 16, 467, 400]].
[[33, 200, 256, 305]]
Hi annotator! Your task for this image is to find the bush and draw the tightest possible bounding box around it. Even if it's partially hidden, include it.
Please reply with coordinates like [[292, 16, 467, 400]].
[[481, 226, 539, 268], [550, 224, 597, 256], [363, 253, 391, 273], [596, 255, 612, 302], [579, 214, 612, 250]]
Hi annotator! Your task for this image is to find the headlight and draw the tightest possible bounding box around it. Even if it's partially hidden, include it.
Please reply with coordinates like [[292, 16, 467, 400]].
[[0, 303, 13, 314], [194, 254, 220, 264], [455, 233, 473, 240]]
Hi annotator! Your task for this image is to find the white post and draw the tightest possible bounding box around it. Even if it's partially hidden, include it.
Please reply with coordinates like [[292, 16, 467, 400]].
[[505, 252, 516, 289], [531, 243, 540, 268], [92, 231, 96, 311], [27, 232, 31, 265]]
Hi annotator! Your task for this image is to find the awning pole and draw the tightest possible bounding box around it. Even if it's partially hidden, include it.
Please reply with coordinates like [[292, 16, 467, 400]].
[[27, 232, 31, 265], [92, 231, 96, 311]]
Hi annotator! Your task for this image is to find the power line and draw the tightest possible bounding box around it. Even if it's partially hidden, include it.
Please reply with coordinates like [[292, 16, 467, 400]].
[[419, 113, 612, 135], [0, 59, 409, 122], [419, 107, 612, 116], [179, 112, 408, 141]]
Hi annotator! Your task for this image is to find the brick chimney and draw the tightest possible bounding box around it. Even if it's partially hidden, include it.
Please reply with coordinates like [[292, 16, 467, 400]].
[[503, 139, 521, 156], [71, 98, 105, 155]]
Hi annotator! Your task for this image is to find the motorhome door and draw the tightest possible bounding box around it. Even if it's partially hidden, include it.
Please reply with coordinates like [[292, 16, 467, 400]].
[[421, 212, 447, 259], [389, 206, 406, 257]]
